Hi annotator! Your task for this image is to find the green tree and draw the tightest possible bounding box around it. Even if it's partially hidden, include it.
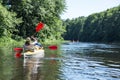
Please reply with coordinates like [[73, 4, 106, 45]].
[[63, 5, 120, 43], [10, 0, 66, 41], [0, 3, 22, 38], [63, 17, 86, 41]]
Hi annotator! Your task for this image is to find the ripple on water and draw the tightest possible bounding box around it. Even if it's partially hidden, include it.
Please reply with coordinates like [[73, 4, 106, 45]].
[[60, 53, 120, 80], [60, 42, 120, 80]]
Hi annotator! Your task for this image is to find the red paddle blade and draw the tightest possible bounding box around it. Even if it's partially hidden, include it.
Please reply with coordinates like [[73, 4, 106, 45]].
[[15, 53, 22, 58], [36, 22, 44, 32], [48, 45, 57, 50], [14, 48, 23, 51]]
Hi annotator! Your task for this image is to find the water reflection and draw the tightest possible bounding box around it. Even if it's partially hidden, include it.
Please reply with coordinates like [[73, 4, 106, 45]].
[[0, 42, 120, 80], [0, 48, 14, 80], [39, 48, 62, 80], [12, 58, 24, 80], [23, 54, 44, 80]]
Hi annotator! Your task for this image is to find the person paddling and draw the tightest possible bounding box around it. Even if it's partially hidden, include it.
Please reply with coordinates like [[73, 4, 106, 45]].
[[31, 36, 43, 49], [23, 37, 34, 52]]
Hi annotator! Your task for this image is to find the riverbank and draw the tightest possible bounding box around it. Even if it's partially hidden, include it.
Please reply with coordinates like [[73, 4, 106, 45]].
[[0, 37, 66, 48], [0, 37, 24, 47]]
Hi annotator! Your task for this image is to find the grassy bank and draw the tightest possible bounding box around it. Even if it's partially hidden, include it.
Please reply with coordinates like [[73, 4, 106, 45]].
[[0, 37, 24, 48], [0, 37, 67, 47]]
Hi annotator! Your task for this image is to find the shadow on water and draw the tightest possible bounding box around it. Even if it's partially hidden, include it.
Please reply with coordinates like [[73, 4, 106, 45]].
[[0, 42, 120, 80]]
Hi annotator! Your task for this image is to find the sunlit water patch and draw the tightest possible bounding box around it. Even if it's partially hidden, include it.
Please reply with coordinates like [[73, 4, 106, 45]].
[[59, 42, 120, 80]]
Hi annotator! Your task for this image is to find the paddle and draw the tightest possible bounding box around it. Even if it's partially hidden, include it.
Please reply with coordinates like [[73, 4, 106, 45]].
[[48, 45, 58, 50], [34, 22, 57, 50], [14, 48, 23, 58], [36, 22, 44, 32], [32, 22, 44, 36]]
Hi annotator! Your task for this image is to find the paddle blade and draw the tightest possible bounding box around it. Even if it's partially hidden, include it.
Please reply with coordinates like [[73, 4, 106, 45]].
[[36, 22, 44, 32], [14, 48, 23, 51], [48, 45, 57, 50], [15, 53, 22, 58]]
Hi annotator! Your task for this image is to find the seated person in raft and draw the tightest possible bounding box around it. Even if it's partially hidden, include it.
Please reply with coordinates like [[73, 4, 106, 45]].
[[23, 37, 43, 52], [23, 38, 34, 52], [30, 36, 43, 49]]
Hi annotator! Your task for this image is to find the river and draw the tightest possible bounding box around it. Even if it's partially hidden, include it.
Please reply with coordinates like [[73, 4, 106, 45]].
[[0, 42, 120, 80]]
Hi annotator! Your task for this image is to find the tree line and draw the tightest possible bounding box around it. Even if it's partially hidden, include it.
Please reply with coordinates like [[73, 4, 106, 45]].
[[0, 0, 66, 42], [63, 5, 120, 42], [1, 0, 120, 43]]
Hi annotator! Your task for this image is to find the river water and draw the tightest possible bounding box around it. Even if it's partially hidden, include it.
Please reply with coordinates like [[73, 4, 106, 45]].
[[0, 42, 120, 80]]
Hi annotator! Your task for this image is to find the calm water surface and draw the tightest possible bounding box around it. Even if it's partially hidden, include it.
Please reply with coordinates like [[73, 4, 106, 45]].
[[0, 42, 120, 80]]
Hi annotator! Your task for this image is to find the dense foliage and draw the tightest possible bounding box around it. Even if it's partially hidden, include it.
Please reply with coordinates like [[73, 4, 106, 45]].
[[63, 5, 120, 42], [10, 0, 66, 41], [0, 0, 66, 42], [63, 16, 86, 41], [0, 3, 22, 38], [1, 0, 120, 43]]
